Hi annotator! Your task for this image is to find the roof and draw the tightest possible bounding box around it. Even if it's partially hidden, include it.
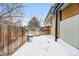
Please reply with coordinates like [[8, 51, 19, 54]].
[[43, 4, 55, 25], [43, 3, 66, 25]]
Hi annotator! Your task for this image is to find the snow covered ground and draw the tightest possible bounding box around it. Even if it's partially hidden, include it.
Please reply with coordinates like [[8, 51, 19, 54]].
[[12, 35, 79, 56]]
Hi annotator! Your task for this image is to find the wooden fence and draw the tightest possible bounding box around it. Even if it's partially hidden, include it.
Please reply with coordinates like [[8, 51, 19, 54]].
[[0, 23, 27, 56]]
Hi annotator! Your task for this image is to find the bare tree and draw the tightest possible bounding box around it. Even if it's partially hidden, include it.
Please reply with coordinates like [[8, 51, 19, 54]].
[[27, 17, 40, 29], [0, 3, 24, 25]]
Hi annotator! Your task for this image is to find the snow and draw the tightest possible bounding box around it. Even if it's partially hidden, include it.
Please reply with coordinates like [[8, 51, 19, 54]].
[[12, 35, 79, 56]]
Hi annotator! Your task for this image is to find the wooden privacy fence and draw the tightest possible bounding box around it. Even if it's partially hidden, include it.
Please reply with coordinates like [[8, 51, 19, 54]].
[[41, 26, 51, 35], [0, 23, 27, 56]]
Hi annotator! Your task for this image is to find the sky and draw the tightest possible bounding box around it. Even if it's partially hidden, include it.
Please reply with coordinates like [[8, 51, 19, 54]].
[[22, 3, 52, 26], [0, 3, 52, 26]]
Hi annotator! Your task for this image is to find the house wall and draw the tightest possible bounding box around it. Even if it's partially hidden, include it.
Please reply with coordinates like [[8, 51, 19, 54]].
[[51, 12, 60, 38], [60, 4, 79, 49], [57, 11, 61, 38], [61, 3, 79, 20], [51, 16, 55, 36]]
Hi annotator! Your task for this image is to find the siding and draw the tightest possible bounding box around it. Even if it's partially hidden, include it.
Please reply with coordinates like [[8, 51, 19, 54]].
[[61, 4, 79, 20], [60, 15, 79, 49], [51, 16, 55, 36]]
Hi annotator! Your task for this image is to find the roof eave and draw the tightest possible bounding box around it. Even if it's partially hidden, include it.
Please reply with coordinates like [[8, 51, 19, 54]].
[[53, 3, 64, 14]]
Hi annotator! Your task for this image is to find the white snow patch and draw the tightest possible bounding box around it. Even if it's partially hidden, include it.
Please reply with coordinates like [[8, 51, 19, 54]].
[[12, 35, 79, 56]]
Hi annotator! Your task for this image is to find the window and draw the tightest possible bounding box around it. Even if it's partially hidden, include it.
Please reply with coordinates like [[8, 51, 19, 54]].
[[59, 10, 62, 21]]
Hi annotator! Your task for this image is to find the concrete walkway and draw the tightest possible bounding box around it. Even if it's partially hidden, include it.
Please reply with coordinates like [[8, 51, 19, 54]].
[[12, 35, 79, 56]]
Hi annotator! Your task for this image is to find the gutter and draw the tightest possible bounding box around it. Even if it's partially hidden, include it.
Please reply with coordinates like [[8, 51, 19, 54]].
[[53, 3, 64, 14], [44, 3, 64, 25]]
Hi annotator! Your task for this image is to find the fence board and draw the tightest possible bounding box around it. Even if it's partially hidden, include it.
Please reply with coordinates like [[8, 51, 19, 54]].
[[0, 23, 27, 56]]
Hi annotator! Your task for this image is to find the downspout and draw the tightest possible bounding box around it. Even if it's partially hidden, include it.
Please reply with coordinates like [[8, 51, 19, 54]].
[[55, 11, 58, 42], [54, 3, 64, 42]]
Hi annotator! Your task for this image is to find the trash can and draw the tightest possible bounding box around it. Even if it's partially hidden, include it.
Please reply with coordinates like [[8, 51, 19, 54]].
[[27, 34, 33, 42]]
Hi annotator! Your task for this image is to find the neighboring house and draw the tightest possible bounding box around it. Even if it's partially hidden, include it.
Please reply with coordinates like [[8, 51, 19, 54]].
[[41, 26, 51, 35], [43, 9, 52, 35], [30, 28, 41, 36], [44, 3, 79, 49]]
